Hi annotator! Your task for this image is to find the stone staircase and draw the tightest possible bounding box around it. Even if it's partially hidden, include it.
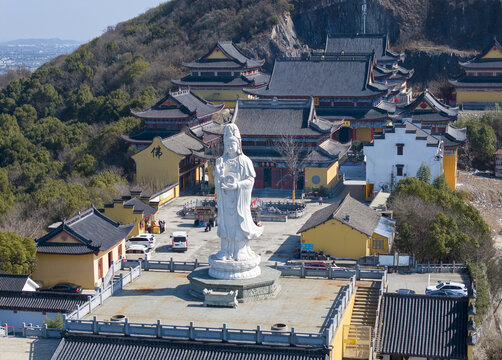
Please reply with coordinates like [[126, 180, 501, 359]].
[[342, 286, 381, 360], [350, 286, 380, 327]]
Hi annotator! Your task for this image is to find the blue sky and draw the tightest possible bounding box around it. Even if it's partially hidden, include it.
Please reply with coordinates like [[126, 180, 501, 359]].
[[0, 0, 165, 42]]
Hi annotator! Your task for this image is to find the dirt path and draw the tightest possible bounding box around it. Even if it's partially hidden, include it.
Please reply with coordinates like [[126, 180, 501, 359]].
[[457, 171, 502, 239]]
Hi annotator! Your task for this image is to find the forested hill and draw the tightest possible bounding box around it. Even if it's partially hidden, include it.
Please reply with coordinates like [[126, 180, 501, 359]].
[[0, 0, 291, 236]]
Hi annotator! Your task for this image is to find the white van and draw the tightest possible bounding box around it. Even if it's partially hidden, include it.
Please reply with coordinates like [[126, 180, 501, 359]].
[[126, 234, 156, 249], [171, 231, 188, 252], [125, 244, 151, 261]]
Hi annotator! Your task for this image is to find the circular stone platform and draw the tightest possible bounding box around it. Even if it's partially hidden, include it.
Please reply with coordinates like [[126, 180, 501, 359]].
[[188, 266, 281, 303]]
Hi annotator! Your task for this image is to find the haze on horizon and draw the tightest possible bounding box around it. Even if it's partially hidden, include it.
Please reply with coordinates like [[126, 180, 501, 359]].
[[0, 0, 166, 43]]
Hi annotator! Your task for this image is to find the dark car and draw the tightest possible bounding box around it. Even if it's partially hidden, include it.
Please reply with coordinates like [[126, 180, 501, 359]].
[[41, 283, 82, 293], [396, 289, 416, 295]]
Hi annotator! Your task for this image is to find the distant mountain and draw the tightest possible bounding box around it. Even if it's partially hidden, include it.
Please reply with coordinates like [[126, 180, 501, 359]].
[[0, 38, 82, 46]]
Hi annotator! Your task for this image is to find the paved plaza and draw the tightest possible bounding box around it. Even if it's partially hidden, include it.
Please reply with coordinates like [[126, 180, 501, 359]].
[[85, 270, 351, 333], [150, 195, 335, 265]]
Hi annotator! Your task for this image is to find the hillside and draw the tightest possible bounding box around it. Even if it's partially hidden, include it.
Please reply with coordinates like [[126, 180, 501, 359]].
[[0, 0, 502, 237]]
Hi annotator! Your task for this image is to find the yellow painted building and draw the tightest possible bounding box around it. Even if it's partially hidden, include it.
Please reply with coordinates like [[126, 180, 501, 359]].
[[450, 39, 502, 109], [442, 124, 467, 190], [102, 194, 157, 237], [131, 132, 205, 192], [305, 161, 340, 189], [298, 194, 395, 259], [32, 207, 133, 289], [172, 41, 269, 109]]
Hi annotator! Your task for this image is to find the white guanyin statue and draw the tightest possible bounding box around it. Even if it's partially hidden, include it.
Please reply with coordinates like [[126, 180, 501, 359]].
[[208, 123, 263, 279]]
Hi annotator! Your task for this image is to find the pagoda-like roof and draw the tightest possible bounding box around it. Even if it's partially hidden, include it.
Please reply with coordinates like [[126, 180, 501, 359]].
[[442, 124, 466, 148], [232, 98, 339, 137], [161, 131, 205, 156], [36, 207, 134, 255], [459, 38, 502, 70], [396, 89, 458, 122], [325, 34, 402, 63], [131, 90, 224, 120], [172, 72, 269, 88], [449, 76, 502, 88], [182, 41, 265, 69], [245, 56, 388, 98]]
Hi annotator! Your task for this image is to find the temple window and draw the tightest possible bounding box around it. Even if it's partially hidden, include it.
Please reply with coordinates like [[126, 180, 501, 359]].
[[396, 164, 404, 176], [396, 144, 404, 155]]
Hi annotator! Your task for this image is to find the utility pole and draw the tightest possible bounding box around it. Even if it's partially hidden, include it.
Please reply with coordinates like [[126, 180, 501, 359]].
[[362, 0, 367, 34]]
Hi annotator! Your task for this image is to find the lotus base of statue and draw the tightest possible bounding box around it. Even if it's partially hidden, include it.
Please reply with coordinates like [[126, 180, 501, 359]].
[[208, 254, 261, 280]]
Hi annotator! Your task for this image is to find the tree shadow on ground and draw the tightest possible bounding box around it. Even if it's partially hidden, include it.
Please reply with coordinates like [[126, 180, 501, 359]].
[[268, 235, 300, 262]]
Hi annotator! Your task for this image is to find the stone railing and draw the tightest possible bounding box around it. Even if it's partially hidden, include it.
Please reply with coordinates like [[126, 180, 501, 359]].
[[122, 258, 209, 272], [276, 263, 385, 280], [416, 262, 467, 273]]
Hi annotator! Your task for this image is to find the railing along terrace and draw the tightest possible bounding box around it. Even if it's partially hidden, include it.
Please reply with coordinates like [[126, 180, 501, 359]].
[[121, 258, 209, 271]]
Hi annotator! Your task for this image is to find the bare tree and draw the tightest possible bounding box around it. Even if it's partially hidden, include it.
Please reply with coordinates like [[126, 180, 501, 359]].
[[274, 134, 312, 203]]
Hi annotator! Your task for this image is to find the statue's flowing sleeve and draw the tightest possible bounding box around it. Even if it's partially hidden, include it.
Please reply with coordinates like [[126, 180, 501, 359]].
[[236, 155, 263, 239]]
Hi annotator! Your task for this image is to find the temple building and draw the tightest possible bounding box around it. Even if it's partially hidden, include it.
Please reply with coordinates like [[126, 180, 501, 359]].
[[394, 89, 459, 134], [172, 41, 269, 108], [131, 130, 207, 193], [324, 34, 414, 104], [200, 98, 350, 190], [450, 38, 502, 109], [124, 90, 224, 149], [245, 55, 392, 142]]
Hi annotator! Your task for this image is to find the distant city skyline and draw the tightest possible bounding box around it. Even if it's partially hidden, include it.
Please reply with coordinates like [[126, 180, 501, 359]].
[[0, 0, 165, 42]]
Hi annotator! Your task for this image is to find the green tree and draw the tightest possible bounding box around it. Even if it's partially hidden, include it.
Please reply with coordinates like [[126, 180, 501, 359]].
[[432, 174, 448, 191], [0, 231, 36, 274], [74, 154, 97, 177], [13, 104, 38, 129], [43, 313, 64, 329], [416, 162, 431, 183], [468, 122, 497, 167]]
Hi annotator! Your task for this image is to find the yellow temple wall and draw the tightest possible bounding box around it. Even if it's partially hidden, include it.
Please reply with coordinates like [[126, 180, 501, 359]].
[[32, 253, 96, 289], [300, 219, 370, 259], [102, 206, 143, 237], [206, 49, 229, 59], [132, 137, 183, 187], [456, 91, 502, 104], [356, 128, 372, 142], [330, 290, 356, 360], [191, 89, 244, 109], [443, 152, 458, 190]]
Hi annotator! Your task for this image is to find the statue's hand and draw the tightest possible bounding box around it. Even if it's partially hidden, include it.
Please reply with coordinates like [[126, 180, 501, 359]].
[[221, 182, 237, 190]]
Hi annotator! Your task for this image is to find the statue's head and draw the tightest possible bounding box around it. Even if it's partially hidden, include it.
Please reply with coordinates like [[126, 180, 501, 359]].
[[223, 123, 242, 156]]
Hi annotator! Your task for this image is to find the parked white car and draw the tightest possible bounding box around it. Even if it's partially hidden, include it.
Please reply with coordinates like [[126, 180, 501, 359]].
[[126, 234, 156, 249], [125, 244, 151, 261], [171, 231, 188, 252], [426, 281, 468, 297]]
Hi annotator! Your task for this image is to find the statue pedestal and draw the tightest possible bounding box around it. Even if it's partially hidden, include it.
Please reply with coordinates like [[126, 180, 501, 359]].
[[208, 254, 261, 280], [188, 266, 281, 303]]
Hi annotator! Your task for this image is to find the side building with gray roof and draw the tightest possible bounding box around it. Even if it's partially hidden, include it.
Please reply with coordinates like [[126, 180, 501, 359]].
[[31, 207, 134, 289]]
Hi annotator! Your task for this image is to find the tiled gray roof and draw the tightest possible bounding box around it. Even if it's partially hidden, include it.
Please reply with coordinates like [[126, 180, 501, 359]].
[[324, 34, 401, 62], [0, 291, 87, 312], [172, 75, 255, 87], [246, 57, 388, 98], [131, 90, 223, 120], [36, 208, 134, 255], [459, 39, 502, 69], [297, 194, 380, 236], [51, 334, 327, 360], [233, 98, 334, 137], [161, 132, 205, 156], [0, 274, 30, 292], [379, 293, 469, 359], [124, 197, 156, 219], [442, 125, 467, 148], [396, 89, 458, 119], [182, 41, 265, 69]]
